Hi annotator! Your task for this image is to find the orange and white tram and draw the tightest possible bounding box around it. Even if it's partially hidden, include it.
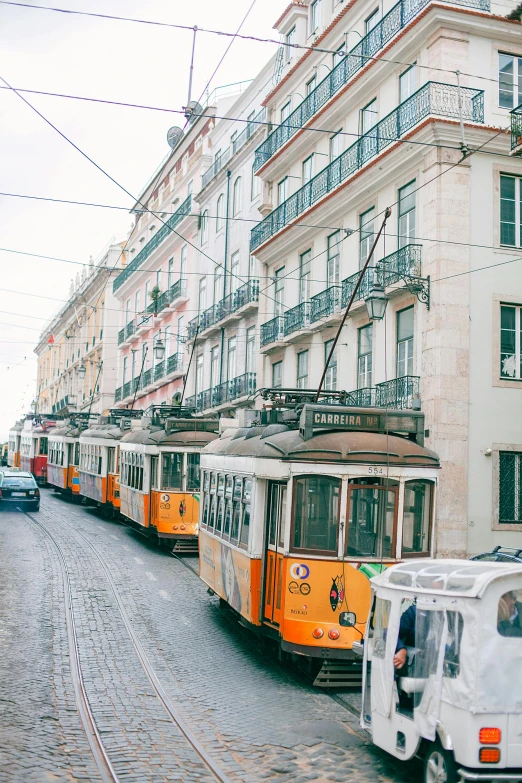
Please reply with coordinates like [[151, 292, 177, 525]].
[[77, 409, 139, 513], [198, 392, 440, 666], [47, 415, 96, 498], [7, 420, 23, 468], [118, 406, 219, 551]]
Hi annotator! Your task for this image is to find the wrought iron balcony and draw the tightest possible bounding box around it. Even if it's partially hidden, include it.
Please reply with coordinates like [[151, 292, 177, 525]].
[[254, 0, 489, 171], [211, 382, 228, 407], [261, 316, 285, 347], [284, 301, 310, 337], [168, 277, 187, 305], [346, 387, 378, 407], [310, 286, 341, 323], [185, 395, 196, 409], [125, 320, 136, 340], [510, 104, 522, 155], [166, 352, 182, 374], [341, 244, 427, 308], [229, 372, 256, 400], [201, 109, 266, 190], [377, 375, 420, 409], [118, 328, 125, 345], [122, 381, 131, 399], [154, 362, 165, 382], [113, 196, 192, 292], [187, 280, 259, 339], [141, 368, 152, 389], [197, 389, 212, 411], [115, 387, 122, 403], [251, 82, 484, 251]]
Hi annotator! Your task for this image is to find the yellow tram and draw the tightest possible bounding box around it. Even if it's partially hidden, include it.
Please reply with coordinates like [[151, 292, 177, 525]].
[[7, 420, 23, 468], [47, 415, 96, 498], [198, 390, 440, 667], [118, 406, 219, 551]]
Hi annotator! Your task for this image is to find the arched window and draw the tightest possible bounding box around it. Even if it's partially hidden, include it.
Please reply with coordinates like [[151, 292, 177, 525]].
[[232, 177, 242, 216], [200, 210, 209, 244], [216, 193, 225, 231]]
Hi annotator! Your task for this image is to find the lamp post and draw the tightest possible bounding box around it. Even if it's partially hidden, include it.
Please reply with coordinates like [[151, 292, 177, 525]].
[[365, 265, 388, 321], [154, 332, 165, 362], [77, 364, 86, 379]]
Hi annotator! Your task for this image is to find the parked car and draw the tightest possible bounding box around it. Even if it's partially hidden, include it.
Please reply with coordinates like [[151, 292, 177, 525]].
[[0, 471, 40, 510], [471, 545, 522, 563]]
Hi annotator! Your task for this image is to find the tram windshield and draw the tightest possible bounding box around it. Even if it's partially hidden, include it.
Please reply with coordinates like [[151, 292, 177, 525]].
[[162, 453, 183, 490], [402, 481, 432, 555], [293, 476, 340, 554], [186, 454, 200, 490], [347, 486, 396, 558]]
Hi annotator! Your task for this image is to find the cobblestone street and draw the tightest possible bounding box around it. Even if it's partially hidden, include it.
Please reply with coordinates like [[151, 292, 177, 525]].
[[0, 491, 421, 782]]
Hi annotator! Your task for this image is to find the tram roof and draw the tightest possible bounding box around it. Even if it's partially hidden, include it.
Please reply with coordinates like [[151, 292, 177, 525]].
[[80, 424, 125, 441], [9, 421, 23, 433], [120, 428, 218, 448], [50, 424, 81, 438], [203, 426, 439, 467], [372, 559, 522, 598]]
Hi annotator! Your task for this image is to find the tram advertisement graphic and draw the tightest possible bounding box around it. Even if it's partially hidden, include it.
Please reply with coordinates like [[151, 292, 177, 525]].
[[289, 563, 310, 580], [330, 576, 345, 612], [220, 543, 242, 614]]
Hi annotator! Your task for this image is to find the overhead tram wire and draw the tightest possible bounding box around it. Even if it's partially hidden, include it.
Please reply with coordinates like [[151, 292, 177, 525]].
[[0, 0, 512, 87], [0, 85, 512, 159]]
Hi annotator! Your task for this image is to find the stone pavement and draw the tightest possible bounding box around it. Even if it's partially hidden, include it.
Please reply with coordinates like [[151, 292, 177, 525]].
[[0, 491, 422, 782]]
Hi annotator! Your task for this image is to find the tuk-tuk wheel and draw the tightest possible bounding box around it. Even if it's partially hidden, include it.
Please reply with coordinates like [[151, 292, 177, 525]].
[[423, 741, 458, 783]]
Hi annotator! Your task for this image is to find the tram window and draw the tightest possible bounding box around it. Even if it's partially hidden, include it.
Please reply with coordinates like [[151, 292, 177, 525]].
[[202, 495, 210, 528], [74, 442, 79, 466], [203, 471, 210, 493], [347, 487, 396, 558], [225, 475, 233, 500], [224, 500, 232, 537], [233, 477, 242, 501], [217, 474, 225, 497], [402, 481, 432, 556], [231, 502, 241, 543], [210, 472, 217, 493], [216, 498, 224, 534], [162, 453, 183, 490], [187, 454, 201, 491], [209, 496, 217, 529], [151, 456, 158, 489], [293, 476, 340, 554], [39, 438, 48, 456], [108, 448, 115, 474], [239, 503, 250, 547], [243, 478, 252, 504], [98, 448, 102, 475]]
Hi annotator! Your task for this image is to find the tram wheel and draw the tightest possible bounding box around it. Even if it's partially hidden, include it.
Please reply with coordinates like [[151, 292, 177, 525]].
[[423, 741, 458, 783]]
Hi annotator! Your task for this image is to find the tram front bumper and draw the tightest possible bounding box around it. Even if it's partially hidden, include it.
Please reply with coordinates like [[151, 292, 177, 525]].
[[281, 640, 361, 660]]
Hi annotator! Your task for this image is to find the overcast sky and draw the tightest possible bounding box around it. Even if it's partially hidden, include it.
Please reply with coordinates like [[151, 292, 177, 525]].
[[0, 0, 286, 439]]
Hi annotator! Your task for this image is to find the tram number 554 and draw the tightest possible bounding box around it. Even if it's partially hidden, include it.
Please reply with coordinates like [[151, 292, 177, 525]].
[[368, 466, 383, 475]]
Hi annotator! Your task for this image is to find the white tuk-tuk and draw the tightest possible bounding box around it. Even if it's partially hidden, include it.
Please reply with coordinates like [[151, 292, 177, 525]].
[[359, 559, 522, 782]]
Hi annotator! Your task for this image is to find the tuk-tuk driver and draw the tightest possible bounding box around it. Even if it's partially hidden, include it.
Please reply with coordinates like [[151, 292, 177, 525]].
[[393, 604, 416, 670], [498, 591, 522, 637]]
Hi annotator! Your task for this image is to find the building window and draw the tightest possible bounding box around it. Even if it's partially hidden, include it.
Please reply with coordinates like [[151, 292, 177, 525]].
[[500, 304, 522, 379], [327, 231, 340, 285], [500, 175, 522, 247], [210, 346, 220, 389], [122, 356, 128, 384], [499, 452, 522, 523], [397, 306, 414, 376], [281, 101, 291, 124], [248, 254, 256, 281], [284, 26, 295, 62], [230, 251, 240, 294], [227, 337, 237, 381], [278, 177, 288, 205], [198, 276, 207, 312], [398, 180, 416, 247], [251, 164, 261, 200], [306, 75, 316, 95], [399, 64, 417, 103], [180, 244, 187, 280], [200, 209, 209, 244], [272, 360, 282, 388], [499, 53, 522, 109], [232, 177, 242, 216], [214, 265, 224, 305], [365, 8, 380, 33], [357, 324, 372, 388], [302, 155, 314, 185], [297, 350, 309, 388], [274, 267, 285, 316], [359, 207, 375, 268], [195, 354, 204, 395], [310, 0, 321, 33], [332, 44, 345, 69], [167, 258, 174, 289], [324, 339, 337, 390], [216, 193, 225, 231], [330, 128, 343, 161], [246, 326, 255, 374], [299, 249, 311, 302], [134, 289, 140, 315], [361, 98, 378, 134], [177, 316, 184, 357]]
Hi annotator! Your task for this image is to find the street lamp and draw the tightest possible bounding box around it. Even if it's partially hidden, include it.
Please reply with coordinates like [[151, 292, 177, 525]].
[[154, 333, 165, 361], [78, 364, 86, 379], [365, 267, 388, 321]]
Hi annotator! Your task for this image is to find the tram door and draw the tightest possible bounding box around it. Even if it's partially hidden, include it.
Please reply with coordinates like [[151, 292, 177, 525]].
[[264, 482, 287, 625]]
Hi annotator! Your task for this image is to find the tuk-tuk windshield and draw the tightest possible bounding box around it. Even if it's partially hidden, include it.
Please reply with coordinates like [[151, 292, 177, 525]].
[[497, 589, 522, 637]]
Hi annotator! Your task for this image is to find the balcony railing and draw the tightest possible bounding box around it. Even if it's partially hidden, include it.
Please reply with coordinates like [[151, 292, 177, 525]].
[[154, 362, 165, 382], [187, 280, 259, 339], [122, 381, 131, 399], [284, 301, 310, 336], [192, 373, 257, 412], [376, 375, 420, 409], [254, 0, 489, 171], [197, 388, 212, 412], [310, 286, 341, 322], [126, 320, 136, 340], [185, 395, 196, 408], [166, 352, 182, 374], [118, 328, 125, 345], [346, 387, 378, 407], [51, 395, 77, 414], [113, 196, 192, 292], [260, 315, 284, 347], [229, 372, 256, 400], [201, 109, 266, 189], [115, 387, 122, 402], [141, 368, 152, 389], [251, 82, 484, 251], [341, 244, 422, 307], [511, 104, 522, 153]]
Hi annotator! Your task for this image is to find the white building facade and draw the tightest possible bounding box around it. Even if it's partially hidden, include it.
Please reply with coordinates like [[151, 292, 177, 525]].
[[246, 0, 522, 556]]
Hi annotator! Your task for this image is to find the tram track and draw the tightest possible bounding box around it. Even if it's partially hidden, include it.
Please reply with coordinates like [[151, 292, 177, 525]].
[[22, 508, 235, 783]]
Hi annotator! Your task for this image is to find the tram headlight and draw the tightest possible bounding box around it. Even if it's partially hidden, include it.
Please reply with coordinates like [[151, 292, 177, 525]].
[[312, 628, 324, 639], [328, 629, 340, 640]]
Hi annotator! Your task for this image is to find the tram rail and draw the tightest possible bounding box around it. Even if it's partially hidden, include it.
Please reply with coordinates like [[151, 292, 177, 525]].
[[22, 507, 235, 783]]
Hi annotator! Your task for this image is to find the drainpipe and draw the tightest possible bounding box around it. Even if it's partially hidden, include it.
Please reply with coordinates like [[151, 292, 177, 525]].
[[219, 170, 232, 387]]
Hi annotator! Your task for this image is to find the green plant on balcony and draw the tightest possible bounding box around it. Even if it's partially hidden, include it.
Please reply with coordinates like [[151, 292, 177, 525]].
[[149, 285, 161, 315]]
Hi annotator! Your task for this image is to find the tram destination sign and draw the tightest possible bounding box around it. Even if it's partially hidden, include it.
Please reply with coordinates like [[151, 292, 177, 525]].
[[299, 404, 424, 442]]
